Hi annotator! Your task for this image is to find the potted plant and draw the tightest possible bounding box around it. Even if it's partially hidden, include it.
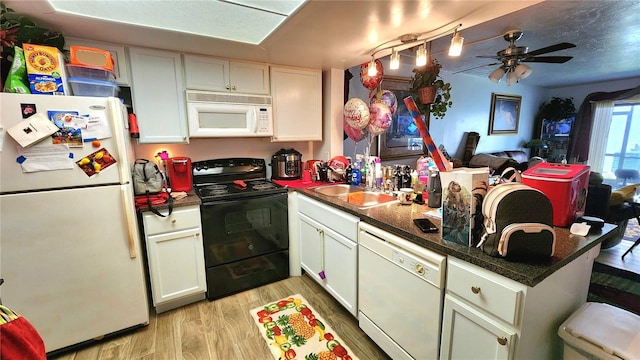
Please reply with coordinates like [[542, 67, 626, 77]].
[[524, 138, 550, 158], [409, 58, 453, 119], [1, 2, 65, 81], [535, 97, 576, 122]]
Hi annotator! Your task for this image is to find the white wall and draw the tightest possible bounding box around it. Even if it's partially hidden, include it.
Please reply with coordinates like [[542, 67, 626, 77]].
[[344, 58, 549, 166]]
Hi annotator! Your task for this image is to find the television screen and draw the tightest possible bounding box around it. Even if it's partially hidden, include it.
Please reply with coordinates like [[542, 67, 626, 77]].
[[542, 116, 574, 138]]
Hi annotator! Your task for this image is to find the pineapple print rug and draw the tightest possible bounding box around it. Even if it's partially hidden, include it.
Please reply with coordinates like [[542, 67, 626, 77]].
[[250, 294, 359, 360]]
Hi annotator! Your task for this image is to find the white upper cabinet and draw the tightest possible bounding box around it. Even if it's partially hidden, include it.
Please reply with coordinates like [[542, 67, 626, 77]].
[[270, 66, 322, 142], [183, 54, 269, 95], [128, 47, 188, 143]]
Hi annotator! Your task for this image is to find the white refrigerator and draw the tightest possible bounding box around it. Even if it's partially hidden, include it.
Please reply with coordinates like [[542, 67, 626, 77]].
[[0, 93, 149, 353]]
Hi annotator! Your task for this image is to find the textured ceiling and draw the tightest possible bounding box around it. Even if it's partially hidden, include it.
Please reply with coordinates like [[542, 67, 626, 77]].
[[4, 0, 639, 88], [427, 0, 640, 88]]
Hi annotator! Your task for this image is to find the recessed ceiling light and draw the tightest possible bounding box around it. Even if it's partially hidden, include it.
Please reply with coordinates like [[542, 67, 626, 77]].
[[47, 0, 308, 45]]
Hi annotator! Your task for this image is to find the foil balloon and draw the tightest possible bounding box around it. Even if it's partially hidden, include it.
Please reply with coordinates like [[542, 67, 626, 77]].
[[377, 90, 398, 114], [359, 59, 384, 91], [367, 102, 392, 136], [344, 118, 367, 142], [343, 98, 370, 130]]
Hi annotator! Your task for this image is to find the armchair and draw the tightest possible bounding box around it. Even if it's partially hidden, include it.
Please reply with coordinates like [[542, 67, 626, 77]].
[[585, 174, 639, 250]]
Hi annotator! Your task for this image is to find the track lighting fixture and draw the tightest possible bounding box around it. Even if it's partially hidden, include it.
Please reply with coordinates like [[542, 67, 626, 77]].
[[390, 48, 400, 70], [416, 41, 427, 66], [367, 56, 377, 76], [367, 23, 462, 72], [448, 29, 464, 56]]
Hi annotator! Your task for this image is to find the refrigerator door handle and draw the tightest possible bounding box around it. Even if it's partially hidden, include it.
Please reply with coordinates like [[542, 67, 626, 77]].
[[110, 98, 130, 183], [121, 184, 137, 258]]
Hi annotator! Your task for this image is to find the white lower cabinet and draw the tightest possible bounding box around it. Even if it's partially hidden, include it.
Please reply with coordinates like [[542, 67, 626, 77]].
[[441, 295, 516, 359], [142, 205, 206, 313], [297, 195, 358, 315], [440, 248, 599, 359]]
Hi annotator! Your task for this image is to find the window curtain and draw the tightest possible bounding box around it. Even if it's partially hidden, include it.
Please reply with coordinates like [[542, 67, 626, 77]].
[[586, 101, 614, 173], [567, 85, 640, 163]]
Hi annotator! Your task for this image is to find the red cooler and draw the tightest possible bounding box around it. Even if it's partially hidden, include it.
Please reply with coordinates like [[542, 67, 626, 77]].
[[167, 157, 192, 192], [522, 163, 590, 227]]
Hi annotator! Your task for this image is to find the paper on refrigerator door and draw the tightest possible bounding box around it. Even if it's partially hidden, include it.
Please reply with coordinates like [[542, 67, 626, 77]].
[[17, 143, 74, 172]]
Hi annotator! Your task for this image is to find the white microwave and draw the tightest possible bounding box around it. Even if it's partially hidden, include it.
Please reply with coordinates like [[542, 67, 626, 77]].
[[186, 90, 273, 137]]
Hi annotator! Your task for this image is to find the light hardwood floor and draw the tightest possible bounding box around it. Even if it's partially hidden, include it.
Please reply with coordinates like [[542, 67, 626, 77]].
[[49, 274, 391, 360]]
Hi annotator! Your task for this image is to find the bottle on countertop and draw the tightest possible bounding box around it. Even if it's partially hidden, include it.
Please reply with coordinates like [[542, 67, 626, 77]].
[[375, 158, 383, 189]]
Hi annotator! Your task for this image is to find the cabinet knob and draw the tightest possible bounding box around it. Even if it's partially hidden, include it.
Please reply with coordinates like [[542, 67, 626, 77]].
[[471, 286, 481, 294], [231, 85, 236, 91], [226, 85, 231, 90], [497, 337, 508, 346], [171, 219, 177, 224]]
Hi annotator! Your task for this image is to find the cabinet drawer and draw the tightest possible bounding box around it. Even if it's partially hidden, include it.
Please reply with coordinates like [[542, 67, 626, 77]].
[[143, 206, 201, 235], [447, 258, 525, 326], [298, 195, 358, 240]]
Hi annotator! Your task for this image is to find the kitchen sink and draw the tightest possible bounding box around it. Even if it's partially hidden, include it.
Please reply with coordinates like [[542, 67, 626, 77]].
[[312, 184, 356, 196], [311, 184, 399, 209]]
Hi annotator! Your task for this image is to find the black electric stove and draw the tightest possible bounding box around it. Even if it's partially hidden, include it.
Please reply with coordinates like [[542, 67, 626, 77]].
[[192, 158, 290, 300], [193, 158, 287, 202]]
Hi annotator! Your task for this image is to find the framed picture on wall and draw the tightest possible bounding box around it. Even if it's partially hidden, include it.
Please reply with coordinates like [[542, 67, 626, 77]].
[[489, 93, 521, 135], [376, 76, 428, 160]]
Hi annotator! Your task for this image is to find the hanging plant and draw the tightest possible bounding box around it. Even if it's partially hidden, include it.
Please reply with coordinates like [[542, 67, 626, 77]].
[[409, 58, 453, 120], [535, 97, 576, 122]]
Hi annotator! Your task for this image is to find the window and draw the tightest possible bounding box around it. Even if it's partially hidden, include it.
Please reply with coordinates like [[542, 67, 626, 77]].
[[602, 103, 640, 185]]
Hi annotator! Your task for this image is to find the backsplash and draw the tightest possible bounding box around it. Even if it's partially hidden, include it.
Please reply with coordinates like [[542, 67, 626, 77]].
[[133, 138, 313, 180]]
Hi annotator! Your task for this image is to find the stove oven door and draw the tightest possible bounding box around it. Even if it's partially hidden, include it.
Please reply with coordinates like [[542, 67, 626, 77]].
[[200, 192, 289, 299]]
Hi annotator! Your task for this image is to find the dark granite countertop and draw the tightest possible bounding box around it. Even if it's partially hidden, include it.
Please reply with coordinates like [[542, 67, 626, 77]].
[[296, 186, 616, 287], [137, 191, 201, 213]]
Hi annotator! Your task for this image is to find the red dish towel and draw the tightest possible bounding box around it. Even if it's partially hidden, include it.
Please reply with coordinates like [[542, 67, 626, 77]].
[[0, 306, 46, 360]]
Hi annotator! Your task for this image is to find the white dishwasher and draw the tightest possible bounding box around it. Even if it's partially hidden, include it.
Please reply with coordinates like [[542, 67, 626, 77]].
[[358, 222, 446, 360]]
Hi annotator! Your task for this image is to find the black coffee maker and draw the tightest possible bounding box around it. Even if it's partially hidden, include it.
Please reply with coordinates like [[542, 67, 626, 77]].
[[427, 169, 442, 208]]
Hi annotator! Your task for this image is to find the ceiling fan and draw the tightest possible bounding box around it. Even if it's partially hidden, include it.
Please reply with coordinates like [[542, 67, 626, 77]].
[[470, 27, 576, 85]]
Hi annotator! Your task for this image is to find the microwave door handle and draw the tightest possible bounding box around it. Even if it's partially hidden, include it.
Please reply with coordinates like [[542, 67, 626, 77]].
[[251, 107, 258, 133]]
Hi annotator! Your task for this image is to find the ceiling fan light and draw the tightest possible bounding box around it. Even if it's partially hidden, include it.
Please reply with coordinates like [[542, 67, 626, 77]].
[[416, 44, 427, 66], [488, 66, 505, 83], [514, 63, 532, 79], [390, 49, 400, 70], [506, 69, 518, 86], [367, 57, 378, 76], [448, 31, 464, 56]]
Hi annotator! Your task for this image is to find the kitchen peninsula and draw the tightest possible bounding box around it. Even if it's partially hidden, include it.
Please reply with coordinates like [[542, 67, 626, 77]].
[[296, 186, 613, 287], [292, 186, 616, 359]]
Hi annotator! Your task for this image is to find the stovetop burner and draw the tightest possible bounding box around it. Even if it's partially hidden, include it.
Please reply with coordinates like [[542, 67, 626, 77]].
[[192, 158, 287, 201]]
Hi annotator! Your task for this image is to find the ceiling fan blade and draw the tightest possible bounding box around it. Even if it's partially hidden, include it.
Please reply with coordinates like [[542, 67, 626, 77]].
[[527, 42, 576, 56], [522, 56, 573, 63], [453, 62, 501, 74], [476, 55, 500, 59]]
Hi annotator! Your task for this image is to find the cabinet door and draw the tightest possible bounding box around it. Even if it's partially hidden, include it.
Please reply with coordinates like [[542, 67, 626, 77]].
[[146, 227, 206, 306], [323, 226, 358, 316], [230, 61, 270, 94], [65, 37, 129, 85], [128, 47, 188, 143], [440, 295, 516, 360], [183, 55, 229, 92], [270, 66, 322, 142], [298, 213, 323, 283]]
